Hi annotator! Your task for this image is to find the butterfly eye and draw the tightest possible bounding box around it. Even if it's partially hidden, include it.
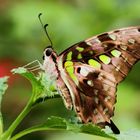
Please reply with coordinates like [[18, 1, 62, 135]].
[[45, 48, 52, 56], [77, 67, 81, 73]]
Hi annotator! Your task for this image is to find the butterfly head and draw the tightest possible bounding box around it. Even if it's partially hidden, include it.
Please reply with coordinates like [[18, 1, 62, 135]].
[[43, 46, 57, 61]]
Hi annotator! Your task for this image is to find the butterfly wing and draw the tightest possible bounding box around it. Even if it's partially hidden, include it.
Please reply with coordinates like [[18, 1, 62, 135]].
[[57, 26, 140, 133], [60, 26, 140, 83], [70, 62, 117, 123]]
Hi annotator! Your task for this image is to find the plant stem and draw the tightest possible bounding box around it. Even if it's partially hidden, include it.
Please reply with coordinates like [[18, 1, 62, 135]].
[[0, 101, 33, 140], [10, 126, 65, 140], [0, 94, 60, 140], [0, 113, 3, 135]]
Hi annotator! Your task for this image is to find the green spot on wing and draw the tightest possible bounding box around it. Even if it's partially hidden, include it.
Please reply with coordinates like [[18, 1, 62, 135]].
[[111, 49, 121, 57], [64, 61, 73, 68], [65, 66, 74, 74], [99, 55, 111, 64], [64, 61, 78, 83], [64, 61, 73, 67], [76, 47, 84, 52], [65, 61, 74, 74], [66, 51, 72, 60], [88, 59, 101, 69], [70, 74, 78, 82], [77, 53, 82, 59]]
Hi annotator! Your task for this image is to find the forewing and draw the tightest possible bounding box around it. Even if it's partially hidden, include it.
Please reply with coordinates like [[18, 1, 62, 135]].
[[61, 26, 140, 83]]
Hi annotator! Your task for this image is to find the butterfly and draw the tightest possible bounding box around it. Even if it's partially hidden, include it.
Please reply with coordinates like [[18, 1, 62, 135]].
[[42, 25, 140, 134]]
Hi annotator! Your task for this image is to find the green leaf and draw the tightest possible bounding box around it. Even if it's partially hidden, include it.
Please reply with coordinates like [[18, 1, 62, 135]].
[[11, 67, 27, 74], [0, 76, 9, 135], [12, 67, 43, 102], [80, 124, 116, 140], [43, 117, 116, 139], [43, 116, 67, 129], [11, 67, 59, 105], [10, 116, 67, 140], [0, 76, 8, 105], [11, 116, 116, 140]]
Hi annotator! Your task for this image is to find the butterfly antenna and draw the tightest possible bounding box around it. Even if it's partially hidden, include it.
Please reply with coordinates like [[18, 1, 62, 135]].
[[38, 13, 53, 47]]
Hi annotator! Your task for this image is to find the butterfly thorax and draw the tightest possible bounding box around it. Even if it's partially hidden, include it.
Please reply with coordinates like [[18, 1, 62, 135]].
[[43, 47, 73, 110], [42, 47, 59, 80]]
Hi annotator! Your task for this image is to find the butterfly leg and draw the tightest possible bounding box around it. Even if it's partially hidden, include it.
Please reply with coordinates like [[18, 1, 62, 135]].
[[23, 60, 43, 71]]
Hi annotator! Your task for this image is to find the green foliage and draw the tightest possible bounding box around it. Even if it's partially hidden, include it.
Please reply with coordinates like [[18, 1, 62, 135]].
[[11, 67, 59, 105], [10, 116, 116, 140], [0, 77, 9, 98], [12, 67, 44, 104], [0, 77, 9, 135]]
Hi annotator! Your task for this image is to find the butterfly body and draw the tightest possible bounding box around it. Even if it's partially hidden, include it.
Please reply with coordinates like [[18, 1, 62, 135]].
[[42, 26, 140, 134]]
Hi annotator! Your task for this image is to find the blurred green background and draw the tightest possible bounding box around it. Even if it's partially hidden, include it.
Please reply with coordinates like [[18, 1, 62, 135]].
[[0, 0, 140, 140]]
